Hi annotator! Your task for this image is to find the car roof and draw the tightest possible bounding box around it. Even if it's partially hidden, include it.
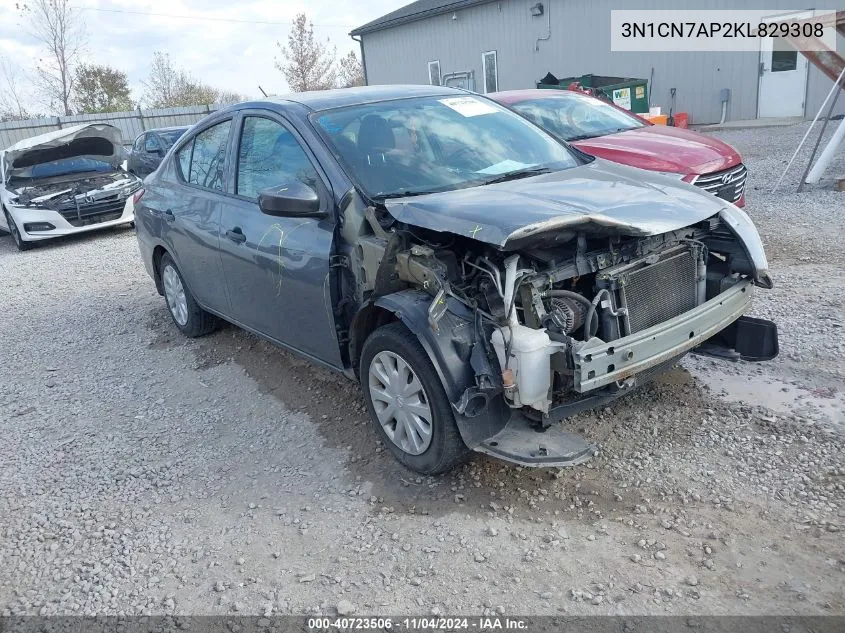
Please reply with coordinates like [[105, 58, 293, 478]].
[[489, 89, 591, 104], [148, 125, 190, 133], [234, 84, 469, 112]]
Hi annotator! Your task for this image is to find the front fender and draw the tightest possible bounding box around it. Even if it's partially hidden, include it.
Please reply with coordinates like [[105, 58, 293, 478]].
[[373, 290, 511, 448]]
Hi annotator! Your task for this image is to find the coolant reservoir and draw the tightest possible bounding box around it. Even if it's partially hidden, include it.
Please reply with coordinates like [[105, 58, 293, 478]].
[[491, 325, 558, 412]]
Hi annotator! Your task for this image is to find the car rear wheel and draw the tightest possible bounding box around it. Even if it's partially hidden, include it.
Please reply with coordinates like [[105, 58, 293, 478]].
[[3, 210, 33, 251], [159, 253, 216, 337], [360, 323, 471, 475]]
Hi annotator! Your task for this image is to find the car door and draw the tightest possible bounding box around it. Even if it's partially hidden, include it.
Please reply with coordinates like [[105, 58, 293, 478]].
[[153, 118, 232, 314], [217, 110, 342, 367], [128, 134, 144, 174]]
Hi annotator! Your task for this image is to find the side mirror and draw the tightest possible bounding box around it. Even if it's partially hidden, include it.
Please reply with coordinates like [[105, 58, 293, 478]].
[[150, 147, 163, 157], [258, 182, 324, 218]]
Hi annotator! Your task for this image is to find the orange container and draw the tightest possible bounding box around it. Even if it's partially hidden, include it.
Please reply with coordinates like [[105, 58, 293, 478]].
[[673, 112, 690, 128], [643, 114, 668, 125]]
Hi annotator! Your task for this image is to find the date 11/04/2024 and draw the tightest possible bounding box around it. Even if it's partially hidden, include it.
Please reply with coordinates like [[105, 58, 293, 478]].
[[307, 617, 529, 630]]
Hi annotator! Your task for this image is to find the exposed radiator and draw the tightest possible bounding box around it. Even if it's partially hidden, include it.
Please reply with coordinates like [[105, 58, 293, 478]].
[[599, 245, 701, 335]]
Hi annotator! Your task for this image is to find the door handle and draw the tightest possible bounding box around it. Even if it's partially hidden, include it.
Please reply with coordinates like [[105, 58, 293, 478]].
[[163, 209, 175, 223], [226, 227, 247, 244]]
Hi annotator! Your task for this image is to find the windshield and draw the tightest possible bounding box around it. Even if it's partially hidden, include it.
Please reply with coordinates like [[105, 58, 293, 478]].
[[159, 129, 187, 148], [11, 157, 114, 181], [510, 93, 645, 141], [312, 95, 578, 199]]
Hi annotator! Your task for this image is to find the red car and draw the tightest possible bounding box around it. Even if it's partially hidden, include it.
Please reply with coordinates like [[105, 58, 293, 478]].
[[489, 89, 746, 208]]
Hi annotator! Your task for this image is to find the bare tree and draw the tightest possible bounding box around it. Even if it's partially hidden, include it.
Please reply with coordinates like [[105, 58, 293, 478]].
[[275, 13, 336, 92], [142, 51, 245, 108], [0, 57, 33, 121], [21, 0, 86, 116], [216, 89, 246, 105], [141, 51, 183, 108], [337, 51, 365, 88]]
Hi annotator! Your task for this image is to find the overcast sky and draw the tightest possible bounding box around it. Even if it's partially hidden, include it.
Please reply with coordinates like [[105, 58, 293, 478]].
[[0, 0, 408, 113]]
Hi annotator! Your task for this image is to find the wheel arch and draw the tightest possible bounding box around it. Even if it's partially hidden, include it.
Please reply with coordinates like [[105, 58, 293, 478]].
[[372, 291, 477, 397], [348, 303, 398, 376], [0, 202, 10, 232], [363, 290, 511, 450], [152, 245, 168, 295]]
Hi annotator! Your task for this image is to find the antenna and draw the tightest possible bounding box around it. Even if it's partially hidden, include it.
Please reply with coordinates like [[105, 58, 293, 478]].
[[258, 85, 268, 97]]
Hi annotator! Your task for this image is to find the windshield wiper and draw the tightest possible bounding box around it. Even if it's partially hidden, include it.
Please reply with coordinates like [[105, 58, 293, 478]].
[[373, 189, 439, 201], [480, 166, 552, 186], [566, 133, 603, 141]]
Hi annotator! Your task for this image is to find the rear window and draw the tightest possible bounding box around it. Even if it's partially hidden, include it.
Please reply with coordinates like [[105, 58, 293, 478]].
[[159, 129, 187, 148], [175, 120, 231, 191]]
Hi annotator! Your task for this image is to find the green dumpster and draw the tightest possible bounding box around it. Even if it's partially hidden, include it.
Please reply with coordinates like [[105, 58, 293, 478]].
[[536, 74, 650, 114]]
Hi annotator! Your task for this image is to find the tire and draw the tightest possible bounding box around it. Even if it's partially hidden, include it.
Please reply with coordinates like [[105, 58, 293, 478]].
[[159, 253, 216, 337], [360, 322, 471, 475], [3, 209, 34, 251]]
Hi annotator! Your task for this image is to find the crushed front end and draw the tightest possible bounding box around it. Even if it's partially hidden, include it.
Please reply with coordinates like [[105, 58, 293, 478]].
[[353, 201, 778, 468], [6, 172, 141, 239]]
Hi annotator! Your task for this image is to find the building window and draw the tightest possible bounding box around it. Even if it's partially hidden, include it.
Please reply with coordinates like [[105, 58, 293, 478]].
[[772, 38, 798, 72], [482, 50, 498, 93], [428, 60, 441, 86]]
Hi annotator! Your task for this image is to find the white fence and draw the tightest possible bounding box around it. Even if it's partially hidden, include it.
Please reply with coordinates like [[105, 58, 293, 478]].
[[0, 104, 230, 148]]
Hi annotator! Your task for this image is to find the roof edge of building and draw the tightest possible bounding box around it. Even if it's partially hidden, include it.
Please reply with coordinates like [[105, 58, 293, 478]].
[[350, 0, 494, 36]]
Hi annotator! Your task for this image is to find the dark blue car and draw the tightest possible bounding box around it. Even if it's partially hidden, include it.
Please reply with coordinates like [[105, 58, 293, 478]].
[[127, 126, 190, 177], [134, 85, 777, 474]]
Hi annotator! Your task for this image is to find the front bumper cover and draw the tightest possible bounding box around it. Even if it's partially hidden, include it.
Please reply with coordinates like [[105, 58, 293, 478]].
[[7, 198, 134, 241]]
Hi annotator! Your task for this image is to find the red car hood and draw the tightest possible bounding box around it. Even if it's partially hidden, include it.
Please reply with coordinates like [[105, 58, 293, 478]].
[[572, 125, 742, 175]]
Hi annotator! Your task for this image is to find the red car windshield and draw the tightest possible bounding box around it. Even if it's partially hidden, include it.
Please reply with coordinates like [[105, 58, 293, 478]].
[[511, 93, 645, 142]]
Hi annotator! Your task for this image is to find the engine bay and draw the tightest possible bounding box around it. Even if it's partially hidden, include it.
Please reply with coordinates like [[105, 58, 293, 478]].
[[343, 205, 768, 423], [11, 171, 139, 211]]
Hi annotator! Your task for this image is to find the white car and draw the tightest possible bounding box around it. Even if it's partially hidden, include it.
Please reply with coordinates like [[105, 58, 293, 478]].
[[0, 123, 141, 251]]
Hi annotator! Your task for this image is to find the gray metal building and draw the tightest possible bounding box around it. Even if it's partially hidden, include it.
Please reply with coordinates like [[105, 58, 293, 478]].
[[351, 0, 844, 124]]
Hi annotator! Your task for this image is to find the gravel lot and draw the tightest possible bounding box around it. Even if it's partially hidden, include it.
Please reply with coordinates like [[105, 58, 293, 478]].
[[1, 122, 843, 617]]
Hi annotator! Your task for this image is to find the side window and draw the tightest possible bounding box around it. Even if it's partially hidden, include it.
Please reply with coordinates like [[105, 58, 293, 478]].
[[482, 50, 498, 93], [428, 60, 441, 86], [144, 135, 160, 152], [188, 120, 231, 190], [236, 116, 319, 200]]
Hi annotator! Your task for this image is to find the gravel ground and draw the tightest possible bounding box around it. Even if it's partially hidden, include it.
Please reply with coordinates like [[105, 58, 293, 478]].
[[0, 122, 843, 617]]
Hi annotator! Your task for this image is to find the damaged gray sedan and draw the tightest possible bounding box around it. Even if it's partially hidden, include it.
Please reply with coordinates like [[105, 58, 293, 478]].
[[135, 86, 778, 474]]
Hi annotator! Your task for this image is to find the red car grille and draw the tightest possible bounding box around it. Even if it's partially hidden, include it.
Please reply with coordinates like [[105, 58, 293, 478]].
[[693, 163, 747, 204]]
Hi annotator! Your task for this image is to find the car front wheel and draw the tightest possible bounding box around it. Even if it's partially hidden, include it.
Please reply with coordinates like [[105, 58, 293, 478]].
[[3, 209, 33, 251], [159, 253, 216, 337], [360, 323, 471, 475]]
